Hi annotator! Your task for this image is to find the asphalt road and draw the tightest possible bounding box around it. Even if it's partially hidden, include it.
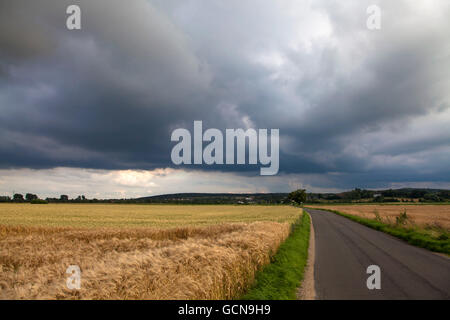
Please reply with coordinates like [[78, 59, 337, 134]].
[[305, 208, 450, 300]]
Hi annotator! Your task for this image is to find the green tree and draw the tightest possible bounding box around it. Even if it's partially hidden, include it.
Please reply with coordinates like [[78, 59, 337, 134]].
[[287, 189, 307, 205], [438, 190, 450, 200], [25, 193, 38, 202], [13, 193, 24, 202], [423, 193, 441, 202], [0, 196, 11, 202]]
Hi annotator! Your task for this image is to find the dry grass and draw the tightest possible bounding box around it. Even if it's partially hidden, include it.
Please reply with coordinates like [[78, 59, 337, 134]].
[[0, 204, 301, 299], [308, 205, 450, 230]]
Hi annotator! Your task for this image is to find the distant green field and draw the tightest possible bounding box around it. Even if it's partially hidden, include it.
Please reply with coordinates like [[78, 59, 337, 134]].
[[0, 203, 301, 228]]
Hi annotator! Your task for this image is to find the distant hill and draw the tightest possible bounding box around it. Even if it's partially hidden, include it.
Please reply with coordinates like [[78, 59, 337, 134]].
[[135, 188, 450, 204], [307, 188, 450, 203], [137, 193, 288, 204]]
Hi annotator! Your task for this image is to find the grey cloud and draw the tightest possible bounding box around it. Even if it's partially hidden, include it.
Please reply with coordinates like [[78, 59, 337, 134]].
[[0, 0, 449, 190]]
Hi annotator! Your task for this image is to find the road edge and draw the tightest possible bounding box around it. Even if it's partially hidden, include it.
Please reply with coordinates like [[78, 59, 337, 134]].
[[297, 210, 316, 300]]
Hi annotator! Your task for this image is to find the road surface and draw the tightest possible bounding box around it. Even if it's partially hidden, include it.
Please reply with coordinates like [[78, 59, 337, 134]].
[[305, 208, 450, 300]]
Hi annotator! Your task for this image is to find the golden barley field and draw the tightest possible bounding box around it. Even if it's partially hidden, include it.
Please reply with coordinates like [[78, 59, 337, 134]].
[[0, 204, 300, 228], [0, 204, 301, 300], [307, 205, 450, 230]]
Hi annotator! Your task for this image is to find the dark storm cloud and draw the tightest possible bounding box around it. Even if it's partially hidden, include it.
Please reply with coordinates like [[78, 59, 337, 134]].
[[0, 0, 449, 189], [0, 0, 212, 170]]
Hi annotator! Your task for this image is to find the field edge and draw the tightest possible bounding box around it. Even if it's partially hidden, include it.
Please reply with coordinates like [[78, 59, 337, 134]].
[[241, 209, 311, 300]]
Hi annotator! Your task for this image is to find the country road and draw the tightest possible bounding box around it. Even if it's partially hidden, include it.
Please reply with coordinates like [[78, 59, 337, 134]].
[[305, 208, 450, 300]]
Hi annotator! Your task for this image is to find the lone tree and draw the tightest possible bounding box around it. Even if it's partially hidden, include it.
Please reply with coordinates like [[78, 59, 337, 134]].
[[287, 189, 307, 205]]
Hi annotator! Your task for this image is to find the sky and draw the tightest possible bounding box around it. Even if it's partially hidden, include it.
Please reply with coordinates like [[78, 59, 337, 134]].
[[0, 0, 449, 198]]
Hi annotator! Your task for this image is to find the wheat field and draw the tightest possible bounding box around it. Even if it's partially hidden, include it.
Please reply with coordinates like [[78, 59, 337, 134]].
[[308, 205, 450, 230], [0, 204, 300, 228], [0, 204, 301, 299]]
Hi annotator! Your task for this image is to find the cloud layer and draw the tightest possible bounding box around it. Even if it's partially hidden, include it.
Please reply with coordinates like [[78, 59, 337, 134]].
[[0, 0, 449, 195]]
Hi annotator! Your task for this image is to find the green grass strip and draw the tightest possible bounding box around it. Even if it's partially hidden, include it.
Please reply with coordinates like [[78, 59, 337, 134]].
[[307, 207, 450, 255], [242, 211, 311, 300]]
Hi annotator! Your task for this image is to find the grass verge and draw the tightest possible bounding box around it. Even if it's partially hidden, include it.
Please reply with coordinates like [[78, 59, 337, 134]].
[[307, 207, 450, 255], [242, 211, 310, 300]]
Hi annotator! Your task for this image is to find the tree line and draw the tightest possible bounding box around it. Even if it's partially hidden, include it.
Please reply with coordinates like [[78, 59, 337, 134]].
[[0, 188, 449, 204], [307, 188, 450, 203], [0, 194, 90, 203]]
